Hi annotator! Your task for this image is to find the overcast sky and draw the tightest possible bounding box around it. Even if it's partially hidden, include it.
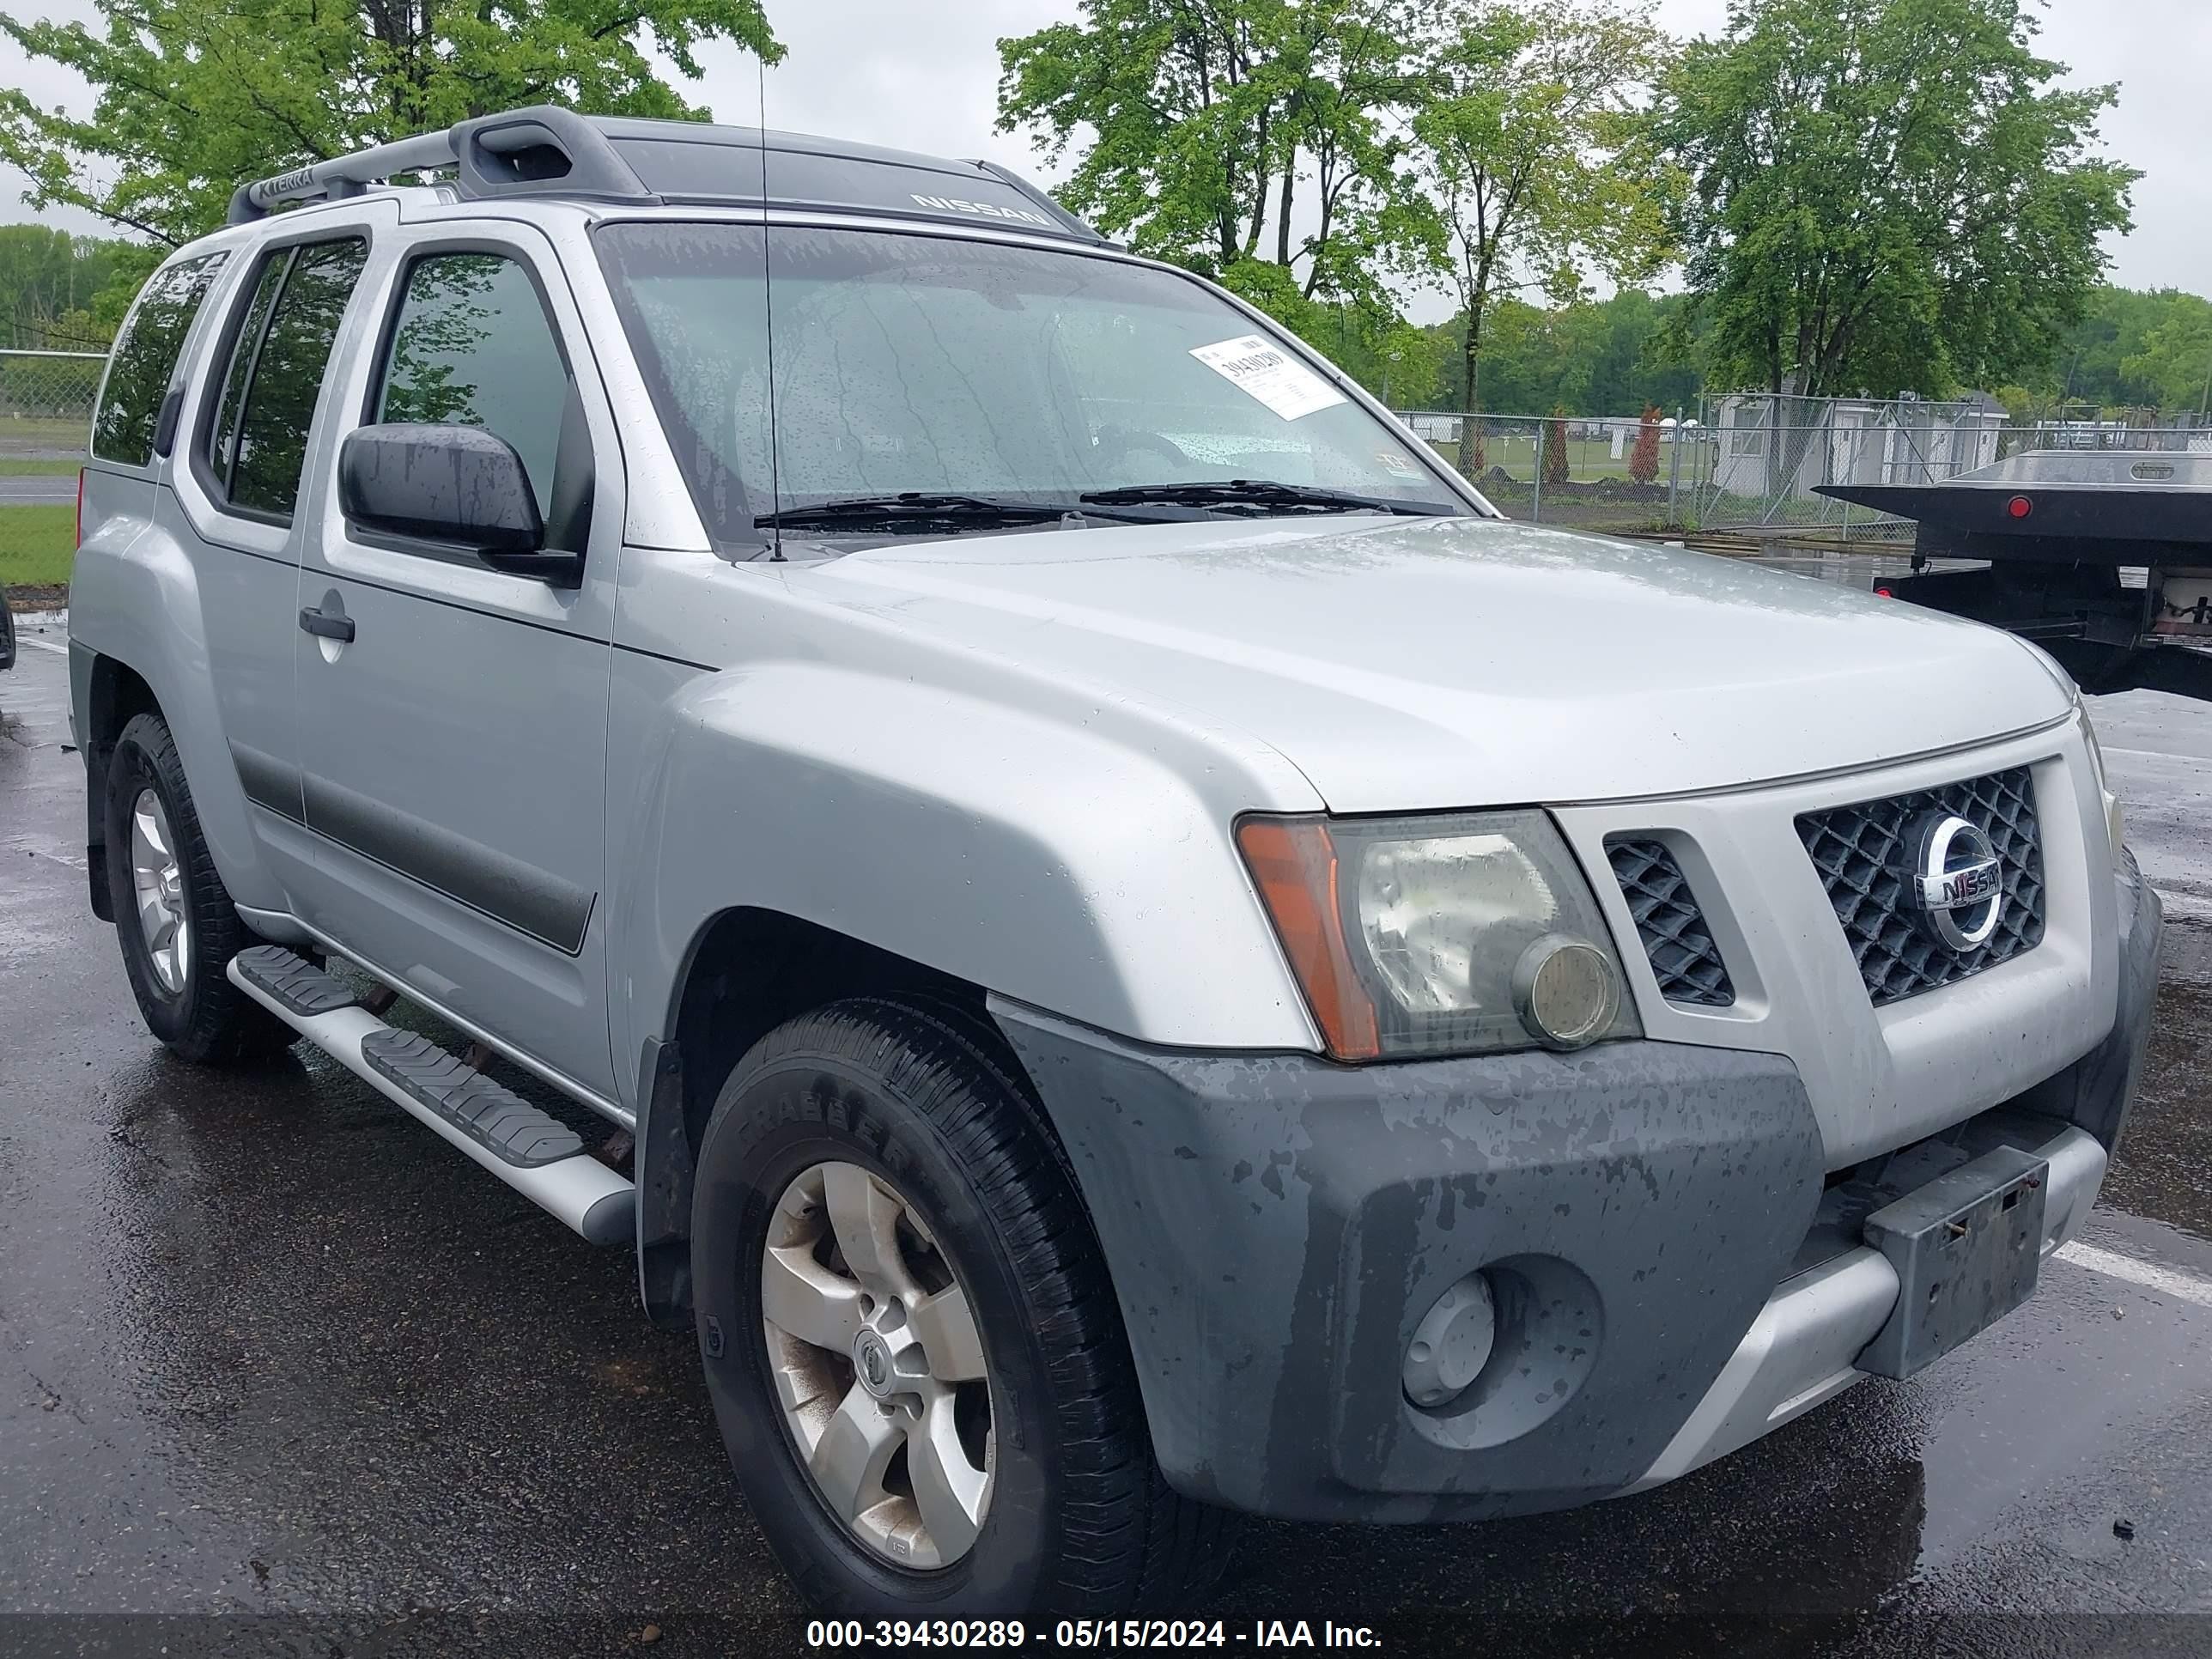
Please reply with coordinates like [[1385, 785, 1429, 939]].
[[3, 0, 2203, 306]]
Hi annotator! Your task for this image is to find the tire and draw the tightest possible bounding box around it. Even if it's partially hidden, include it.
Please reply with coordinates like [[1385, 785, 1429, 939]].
[[691, 997, 1228, 1618], [104, 711, 295, 1065]]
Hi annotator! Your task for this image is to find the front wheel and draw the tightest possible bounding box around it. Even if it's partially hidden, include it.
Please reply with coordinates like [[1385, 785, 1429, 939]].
[[691, 998, 1225, 1617]]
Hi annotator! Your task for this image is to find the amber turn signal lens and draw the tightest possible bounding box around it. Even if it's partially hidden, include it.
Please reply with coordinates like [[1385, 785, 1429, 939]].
[[1236, 817, 1382, 1061]]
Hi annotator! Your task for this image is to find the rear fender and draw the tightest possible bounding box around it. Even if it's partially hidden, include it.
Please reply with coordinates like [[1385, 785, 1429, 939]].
[[69, 477, 286, 914]]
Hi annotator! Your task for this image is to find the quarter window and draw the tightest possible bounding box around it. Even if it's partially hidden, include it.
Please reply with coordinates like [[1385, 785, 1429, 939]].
[[91, 252, 228, 467], [212, 238, 369, 520], [374, 252, 575, 525], [207, 253, 288, 491]]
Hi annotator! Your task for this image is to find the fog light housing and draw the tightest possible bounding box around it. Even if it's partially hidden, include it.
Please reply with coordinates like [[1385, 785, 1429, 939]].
[[1402, 1272, 1497, 1408], [1511, 934, 1619, 1050]]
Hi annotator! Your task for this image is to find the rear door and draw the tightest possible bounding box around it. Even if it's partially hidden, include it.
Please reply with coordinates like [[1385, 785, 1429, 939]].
[[289, 225, 624, 1103], [170, 226, 378, 905]]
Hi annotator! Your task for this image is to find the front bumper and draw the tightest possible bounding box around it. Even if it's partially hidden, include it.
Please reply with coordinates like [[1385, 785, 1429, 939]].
[[991, 859, 2160, 1524]]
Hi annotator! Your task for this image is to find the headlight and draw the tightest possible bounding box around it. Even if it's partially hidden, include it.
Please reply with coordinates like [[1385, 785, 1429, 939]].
[[2078, 705, 2125, 866], [1237, 810, 1641, 1060]]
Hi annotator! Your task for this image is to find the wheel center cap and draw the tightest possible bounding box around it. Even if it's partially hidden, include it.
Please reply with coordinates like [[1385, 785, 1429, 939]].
[[853, 1330, 894, 1398]]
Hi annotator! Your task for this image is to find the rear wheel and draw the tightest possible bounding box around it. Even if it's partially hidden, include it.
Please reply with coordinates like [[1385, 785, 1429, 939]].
[[690, 997, 1225, 1616], [104, 712, 295, 1064]]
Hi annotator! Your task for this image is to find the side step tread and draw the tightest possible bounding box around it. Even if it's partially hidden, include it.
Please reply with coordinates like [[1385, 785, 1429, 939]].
[[234, 944, 356, 1017], [360, 1029, 586, 1169]]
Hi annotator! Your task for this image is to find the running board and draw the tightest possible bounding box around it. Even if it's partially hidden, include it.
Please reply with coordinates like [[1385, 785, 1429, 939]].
[[228, 945, 634, 1245]]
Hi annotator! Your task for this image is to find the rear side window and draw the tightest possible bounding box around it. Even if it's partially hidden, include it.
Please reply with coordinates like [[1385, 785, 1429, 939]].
[[91, 252, 228, 467], [208, 238, 368, 520], [207, 255, 289, 489]]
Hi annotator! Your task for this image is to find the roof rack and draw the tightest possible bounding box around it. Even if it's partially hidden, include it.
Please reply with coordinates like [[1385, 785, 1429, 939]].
[[229, 107, 655, 223], [227, 106, 1108, 245]]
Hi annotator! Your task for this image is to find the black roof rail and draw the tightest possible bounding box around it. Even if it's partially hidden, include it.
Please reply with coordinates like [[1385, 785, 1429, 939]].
[[228, 106, 1107, 245], [228, 106, 655, 224]]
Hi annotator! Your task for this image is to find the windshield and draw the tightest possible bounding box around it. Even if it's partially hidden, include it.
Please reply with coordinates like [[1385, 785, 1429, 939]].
[[594, 222, 1467, 550]]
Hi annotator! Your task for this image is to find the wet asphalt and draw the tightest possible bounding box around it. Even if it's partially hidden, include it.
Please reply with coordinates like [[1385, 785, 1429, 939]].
[[0, 477, 77, 507], [3, 592, 2211, 1659]]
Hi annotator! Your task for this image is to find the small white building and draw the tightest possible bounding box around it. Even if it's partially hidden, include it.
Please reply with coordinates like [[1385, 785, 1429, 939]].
[[1711, 394, 2007, 498]]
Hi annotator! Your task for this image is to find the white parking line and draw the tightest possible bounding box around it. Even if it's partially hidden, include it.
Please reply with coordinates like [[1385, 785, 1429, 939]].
[[2054, 1240, 2212, 1310], [16, 635, 68, 655], [2100, 744, 2212, 763]]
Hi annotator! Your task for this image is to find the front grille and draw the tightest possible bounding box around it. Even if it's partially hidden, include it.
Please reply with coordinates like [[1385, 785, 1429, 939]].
[[1606, 836, 1735, 1006], [1796, 766, 2045, 1006]]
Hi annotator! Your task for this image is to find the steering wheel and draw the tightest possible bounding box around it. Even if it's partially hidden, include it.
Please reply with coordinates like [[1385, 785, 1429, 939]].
[[1091, 425, 1192, 477]]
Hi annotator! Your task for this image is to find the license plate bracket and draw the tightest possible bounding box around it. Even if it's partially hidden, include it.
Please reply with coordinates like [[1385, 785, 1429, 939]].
[[1856, 1144, 2049, 1379]]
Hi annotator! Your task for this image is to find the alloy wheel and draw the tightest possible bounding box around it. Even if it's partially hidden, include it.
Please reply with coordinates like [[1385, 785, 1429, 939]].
[[761, 1160, 995, 1569], [129, 787, 191, 995]]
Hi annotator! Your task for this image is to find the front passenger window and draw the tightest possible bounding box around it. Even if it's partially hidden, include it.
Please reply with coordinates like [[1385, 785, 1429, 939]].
[[374, 252, 589, 549]]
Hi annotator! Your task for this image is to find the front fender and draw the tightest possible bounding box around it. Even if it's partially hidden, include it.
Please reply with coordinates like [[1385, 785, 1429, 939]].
[[610, 655, 1325, 1085]]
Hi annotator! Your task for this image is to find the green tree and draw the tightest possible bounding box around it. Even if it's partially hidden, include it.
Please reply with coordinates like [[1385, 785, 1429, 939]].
[[2119, 296, 2212, 415], [996, 0, 1437, 313], [0, 0, 782, 281], [0, 224, 124, 348], [1984, 285, 2212, 413], [1408, 0, 1675, 474], [1577, 288, 1702, 413], [1416, 289, 1704, 416], [1653, 0, 2136, 402], [1480, 298, 1602, 413]]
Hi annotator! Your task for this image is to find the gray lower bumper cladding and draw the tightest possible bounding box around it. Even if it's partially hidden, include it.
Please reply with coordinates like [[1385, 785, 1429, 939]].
[[990, 865, 2160, 1524], [993, 1006, 1826, 1523]]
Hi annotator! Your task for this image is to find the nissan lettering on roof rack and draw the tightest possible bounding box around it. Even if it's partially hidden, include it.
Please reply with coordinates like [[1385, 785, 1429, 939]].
[[69, 101, 2158, 1620]]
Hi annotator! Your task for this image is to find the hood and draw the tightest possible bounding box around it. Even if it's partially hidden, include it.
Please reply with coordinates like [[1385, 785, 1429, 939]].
[[800, 514, 2074, 811]]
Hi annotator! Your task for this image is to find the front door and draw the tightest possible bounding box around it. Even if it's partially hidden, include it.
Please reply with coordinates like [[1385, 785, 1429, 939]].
[[291, 228, 624, 1101]]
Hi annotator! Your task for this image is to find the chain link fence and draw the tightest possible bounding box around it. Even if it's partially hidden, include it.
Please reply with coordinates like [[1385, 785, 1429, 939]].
[[1691, 392, 2212, 543], [1394, 410, 1707, 534], [1399, 397, 2212, 542], [0, 348, 105, 458]]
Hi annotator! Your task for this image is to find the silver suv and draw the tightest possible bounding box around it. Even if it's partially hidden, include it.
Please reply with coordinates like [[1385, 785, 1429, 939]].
[[67, 106, 2160, 1618]]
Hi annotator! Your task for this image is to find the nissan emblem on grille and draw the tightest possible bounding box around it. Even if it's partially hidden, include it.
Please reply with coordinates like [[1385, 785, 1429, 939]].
[[1907, 811, 2004, 950]]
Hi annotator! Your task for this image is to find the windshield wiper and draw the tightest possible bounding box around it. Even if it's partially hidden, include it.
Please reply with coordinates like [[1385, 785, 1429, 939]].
[[1079, 479, 1449, 517], [755, 492, 1188, 533]]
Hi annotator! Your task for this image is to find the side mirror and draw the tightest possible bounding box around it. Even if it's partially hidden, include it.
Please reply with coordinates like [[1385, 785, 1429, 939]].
[[338, 422, 580, 586]]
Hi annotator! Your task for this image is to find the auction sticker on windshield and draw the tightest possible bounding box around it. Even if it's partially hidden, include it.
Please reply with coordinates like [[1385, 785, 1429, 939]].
[[1188, 334, 1348, 421]]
